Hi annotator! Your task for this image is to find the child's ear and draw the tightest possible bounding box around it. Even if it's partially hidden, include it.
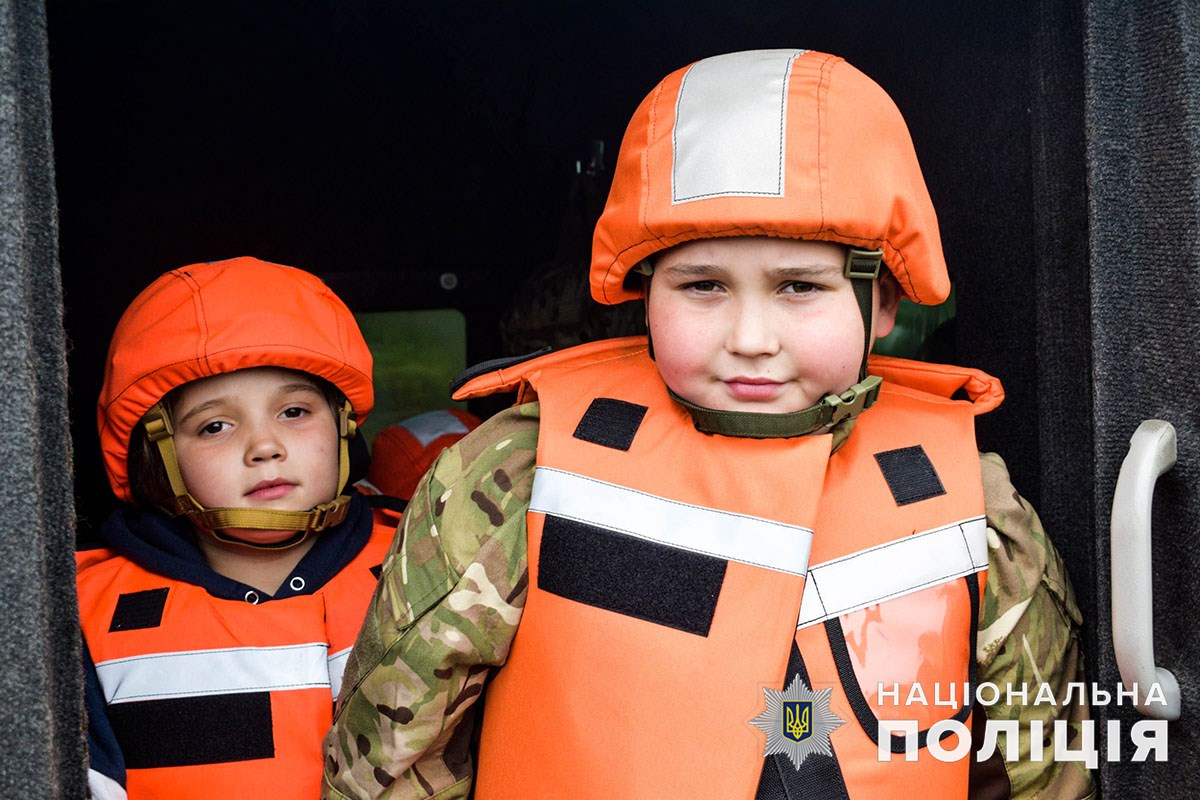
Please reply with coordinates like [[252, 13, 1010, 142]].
[[872, 273, 903, 339]]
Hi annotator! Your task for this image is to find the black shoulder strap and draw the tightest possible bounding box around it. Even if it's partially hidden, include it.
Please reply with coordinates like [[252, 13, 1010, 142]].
[[449, 347, 552, 394], [755, 642, 852, 800]]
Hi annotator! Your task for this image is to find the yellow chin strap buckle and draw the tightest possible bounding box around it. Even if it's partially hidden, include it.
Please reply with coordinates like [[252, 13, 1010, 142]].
[[143, 399, 358, 550]]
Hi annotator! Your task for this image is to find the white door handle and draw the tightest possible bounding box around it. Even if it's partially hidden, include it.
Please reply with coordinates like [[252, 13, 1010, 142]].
[[1111, 419, 1182, 720]]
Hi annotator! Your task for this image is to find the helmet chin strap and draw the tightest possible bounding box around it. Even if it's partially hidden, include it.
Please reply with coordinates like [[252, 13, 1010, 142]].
[[644, 247, 886, 443], [142, 400, 357, 551], [843, 248, 884, 385]]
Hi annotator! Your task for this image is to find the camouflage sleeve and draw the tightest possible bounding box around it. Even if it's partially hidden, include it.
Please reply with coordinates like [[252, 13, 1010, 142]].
[[322, 403, 539, 800], [972, 452, 1096, 800]]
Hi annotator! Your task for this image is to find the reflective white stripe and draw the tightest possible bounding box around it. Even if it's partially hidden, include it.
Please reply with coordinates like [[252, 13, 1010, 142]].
[[672, 49, 805, 203], [530, 467, 812, 576], [796, 517, 988, 629], [95, 643, 331, 704], [328, 646, 352, 699], [399, 409, 469, 447]]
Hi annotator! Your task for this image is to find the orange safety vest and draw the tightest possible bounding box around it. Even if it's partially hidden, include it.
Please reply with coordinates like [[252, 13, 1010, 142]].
[[76, 509, 396, 799], [456, 338, 1002, 800]]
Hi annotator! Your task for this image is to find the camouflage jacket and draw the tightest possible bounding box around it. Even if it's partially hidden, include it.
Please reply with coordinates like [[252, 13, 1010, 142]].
[[323, 403, 1095, 800]]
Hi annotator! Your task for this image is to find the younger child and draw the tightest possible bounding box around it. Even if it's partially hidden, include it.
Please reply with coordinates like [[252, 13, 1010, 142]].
[[79, 257, 397, 799], [324, 51, 1093, 800]]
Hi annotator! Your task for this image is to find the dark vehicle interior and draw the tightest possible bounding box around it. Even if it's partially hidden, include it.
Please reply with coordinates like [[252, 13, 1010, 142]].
[[49, 1, 1038, 542]]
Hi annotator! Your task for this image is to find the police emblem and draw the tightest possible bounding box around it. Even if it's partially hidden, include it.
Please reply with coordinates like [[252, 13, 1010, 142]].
[[751, 674, 844, 769], [783, 701, 812, 742]]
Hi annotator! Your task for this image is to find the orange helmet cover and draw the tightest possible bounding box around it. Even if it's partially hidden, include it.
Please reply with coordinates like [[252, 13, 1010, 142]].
[[98, 257, 374, 504], [365, 408, 481, 501], [591, 49, 949, 305]]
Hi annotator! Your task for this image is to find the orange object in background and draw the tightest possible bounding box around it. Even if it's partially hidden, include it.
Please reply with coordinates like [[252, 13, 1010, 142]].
[[362, 409, 481, 501]]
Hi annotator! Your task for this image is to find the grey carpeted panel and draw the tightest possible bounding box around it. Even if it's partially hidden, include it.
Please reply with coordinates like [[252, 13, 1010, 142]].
[[1030, 0, 1101, 718], [0, 0, 86, 795], [1085, 0, 1200, 795]]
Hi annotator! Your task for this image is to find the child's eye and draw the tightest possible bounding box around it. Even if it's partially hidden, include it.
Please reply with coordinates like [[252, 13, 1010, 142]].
[[781, 281, 818, 295], [684, 280, 721, 293], [281, 406, 309, 420], [199, 421, 229, 436]]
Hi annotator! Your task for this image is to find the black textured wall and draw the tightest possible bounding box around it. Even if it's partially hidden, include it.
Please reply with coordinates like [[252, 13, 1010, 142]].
[[0, 0, 86, 795], [1084, 1, 1200, 795]]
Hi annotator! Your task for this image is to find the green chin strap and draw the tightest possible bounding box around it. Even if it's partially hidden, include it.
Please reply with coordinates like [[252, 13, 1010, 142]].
[[142, 399, 357, 550], [667, 375, 882, 440], [843, 247, 885, 383], [643, 246, 886, 443]]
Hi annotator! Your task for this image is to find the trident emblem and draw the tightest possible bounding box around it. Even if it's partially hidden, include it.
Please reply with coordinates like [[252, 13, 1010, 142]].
[[783, 701, 812, 742]]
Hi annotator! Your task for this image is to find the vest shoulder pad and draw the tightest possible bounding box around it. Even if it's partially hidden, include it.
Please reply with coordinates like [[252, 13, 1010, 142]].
[[76, 546, 119, 575], [452, 337, 649, 402], [868, 354, 1004, 415]]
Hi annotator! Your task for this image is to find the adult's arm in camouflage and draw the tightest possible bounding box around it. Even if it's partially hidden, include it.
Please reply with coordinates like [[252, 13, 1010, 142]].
[[322, 404, 539, 800], [972, 452, 1096, 800]]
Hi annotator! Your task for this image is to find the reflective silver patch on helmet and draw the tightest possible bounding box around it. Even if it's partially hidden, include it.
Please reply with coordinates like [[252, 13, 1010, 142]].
[[672, 49, 806, 204]]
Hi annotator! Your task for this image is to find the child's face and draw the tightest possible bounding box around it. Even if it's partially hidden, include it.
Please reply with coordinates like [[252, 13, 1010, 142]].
[[647, 237, 900, 414], [171, 367, 340, 545]]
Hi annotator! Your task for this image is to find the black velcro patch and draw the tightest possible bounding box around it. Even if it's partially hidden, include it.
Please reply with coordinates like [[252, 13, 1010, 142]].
[[874, 445, 947, 506], [537, 515, 726, 636], [109, 692, 274, 768], [108, 588, 169, 632], [572, 398, 648, 451]]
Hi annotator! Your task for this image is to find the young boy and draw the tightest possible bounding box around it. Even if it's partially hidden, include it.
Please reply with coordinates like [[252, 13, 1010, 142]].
[[324, 51, 1094, 800], [78, 257, 398, 799]]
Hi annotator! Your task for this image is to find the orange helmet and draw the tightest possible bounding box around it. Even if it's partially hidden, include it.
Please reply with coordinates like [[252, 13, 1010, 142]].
[[363, 408, 481, 501], [98, 257, 373, 539], [591, 49, 948, 306]]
